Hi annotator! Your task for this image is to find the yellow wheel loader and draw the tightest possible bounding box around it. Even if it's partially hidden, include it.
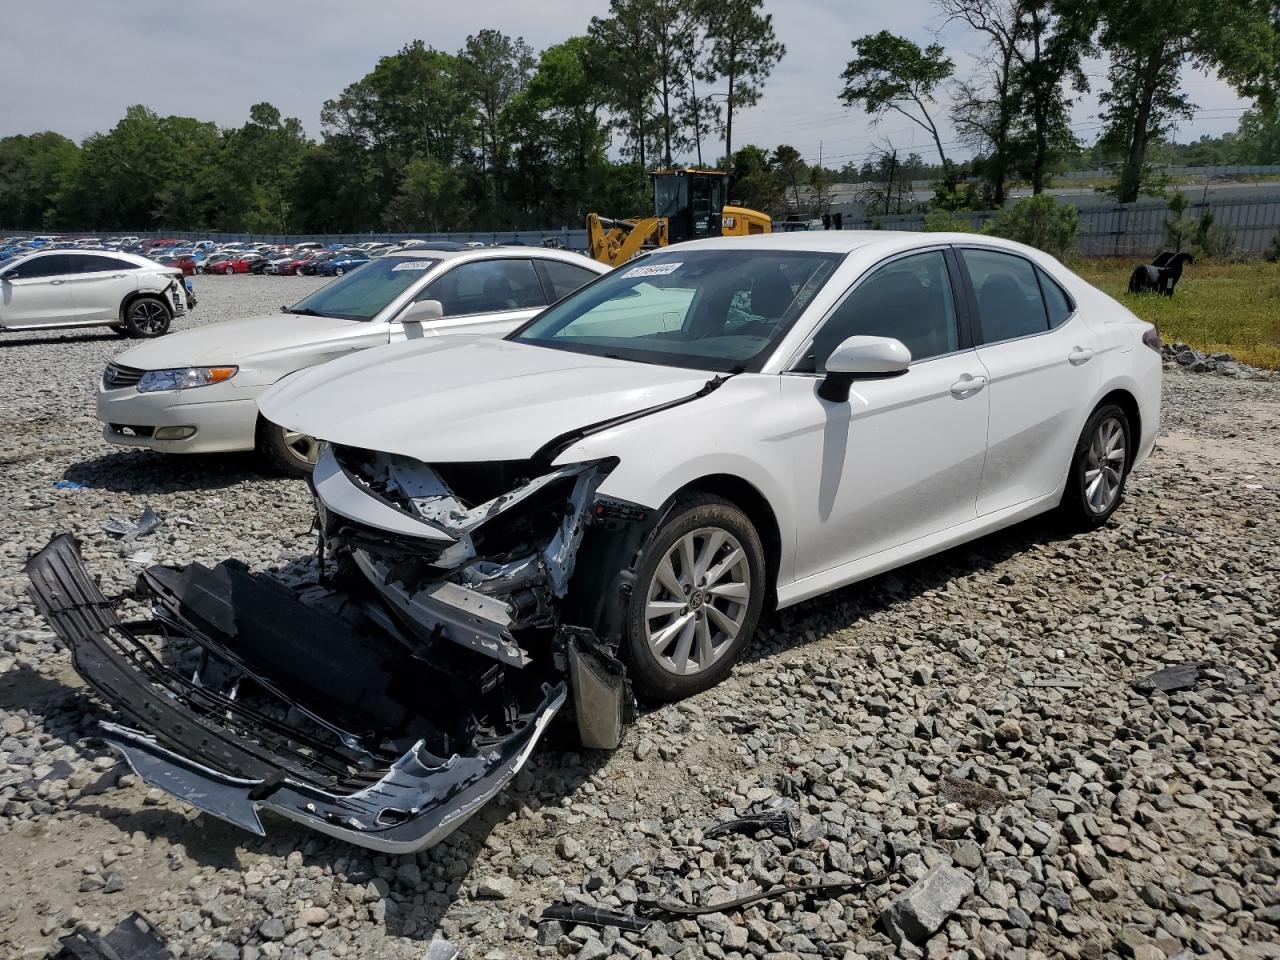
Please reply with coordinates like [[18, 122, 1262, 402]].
[[586, 169, 771, 267]]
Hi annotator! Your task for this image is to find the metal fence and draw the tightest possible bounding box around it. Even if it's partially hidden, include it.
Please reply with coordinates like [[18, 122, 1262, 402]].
[[843, 196, 1280, 256], [8, 196, 1280, 257], [1062, 164, 1280, 179]]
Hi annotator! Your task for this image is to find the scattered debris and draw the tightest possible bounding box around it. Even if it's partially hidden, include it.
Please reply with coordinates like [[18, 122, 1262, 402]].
[[650, 876, 891, 917], [541, 902, 655, 933], [422, 937, 460, 960], [51, 912, 170, 960], [103, 504, 162, 539], [939, 774, 1008, 812], [51, 479, 84, 490], [1133, 661, 1259, 694], [1024, 677, 1084, 689], [881, 864, 975, 946], [704, 807, 796, 841], [124, 550, 155, 565]]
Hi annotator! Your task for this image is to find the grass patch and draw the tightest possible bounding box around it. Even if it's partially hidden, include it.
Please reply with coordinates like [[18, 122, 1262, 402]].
[[1072, 258, 1280, 369]]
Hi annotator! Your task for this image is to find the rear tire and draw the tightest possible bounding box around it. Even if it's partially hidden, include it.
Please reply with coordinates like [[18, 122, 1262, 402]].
[[622, 494, 765, 701], [123, 296, 171, 338], [257, 417, 319, 476], [1059, 403, 1131, 530], [334, 266, 345, 276]]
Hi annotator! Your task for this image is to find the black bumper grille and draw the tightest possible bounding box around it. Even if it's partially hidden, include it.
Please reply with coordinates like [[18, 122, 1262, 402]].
[[103, 363, 144, 390]]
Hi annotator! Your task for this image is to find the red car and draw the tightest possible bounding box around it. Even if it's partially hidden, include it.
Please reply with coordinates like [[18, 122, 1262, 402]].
[[217, 254, 266, 275], [277, 252, 318, 276], [155, 254, 197, 276]]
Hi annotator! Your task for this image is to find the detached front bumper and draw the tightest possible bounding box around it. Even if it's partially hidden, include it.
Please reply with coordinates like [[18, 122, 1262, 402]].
[[26, 535, 567, 853]]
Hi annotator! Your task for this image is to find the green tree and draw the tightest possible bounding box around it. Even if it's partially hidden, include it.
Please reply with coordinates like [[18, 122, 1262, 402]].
[[727, 144, 785, 213], [840, 31, 955, 172], [218, 103, 311, 232], [984, 193, 1078, 257], [1098, 0, 1279, 202], [0, 132, 80, 228], [589, 4, 659, 170], [770, 144, 806, 207], [701, 0, 785, 166], [458, 29, 536, 217]]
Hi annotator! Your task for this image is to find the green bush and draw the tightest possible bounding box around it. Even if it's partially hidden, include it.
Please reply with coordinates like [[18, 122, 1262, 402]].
[[923, 209, 976, 232], [983, 195, 1078, 260]]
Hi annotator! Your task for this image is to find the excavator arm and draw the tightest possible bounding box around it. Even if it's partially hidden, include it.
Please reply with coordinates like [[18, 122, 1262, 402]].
[[586, 213, 669, 267]]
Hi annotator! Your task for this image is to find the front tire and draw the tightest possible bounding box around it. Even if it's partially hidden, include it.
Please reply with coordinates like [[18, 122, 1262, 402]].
[[257, 417, 319, 476], [334, 266, 345, 276], [1059, 403, 1131, 529], [623, 494, 765, 701], [123, 296, 171, 338]]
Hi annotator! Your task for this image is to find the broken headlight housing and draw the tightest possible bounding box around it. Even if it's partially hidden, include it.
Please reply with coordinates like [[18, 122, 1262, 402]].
[[136, 365, 238, 393]]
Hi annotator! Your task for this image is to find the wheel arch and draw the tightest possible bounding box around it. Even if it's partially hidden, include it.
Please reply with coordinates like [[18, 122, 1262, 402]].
[[1093, 387, 1141, 472], [118, 289, 172, 325], [671, 472, 782, 609]]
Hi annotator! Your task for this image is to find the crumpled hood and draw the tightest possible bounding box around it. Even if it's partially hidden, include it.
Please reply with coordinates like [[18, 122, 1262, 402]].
[[113, 313, 364, 369], [259, 336, 717, 463]]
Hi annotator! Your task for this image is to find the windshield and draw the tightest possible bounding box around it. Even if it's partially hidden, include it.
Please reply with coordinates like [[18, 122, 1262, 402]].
[[286, 256, 441, 321], [510, 249, 843, 372]]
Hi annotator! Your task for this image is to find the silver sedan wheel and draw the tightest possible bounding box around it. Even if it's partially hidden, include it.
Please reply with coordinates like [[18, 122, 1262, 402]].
[[130, 300, 168, 335], [645, 526, 751, 676], [281, 428, 320, 467], [1084, 416, 1126, 514]]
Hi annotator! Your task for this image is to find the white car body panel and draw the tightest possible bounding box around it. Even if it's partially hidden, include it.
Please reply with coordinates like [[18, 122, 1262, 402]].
[[0, 270, 79, 326], [66, 264, 139, 322], [260, 230, 1162, 613], [97, 249, 609, 454]]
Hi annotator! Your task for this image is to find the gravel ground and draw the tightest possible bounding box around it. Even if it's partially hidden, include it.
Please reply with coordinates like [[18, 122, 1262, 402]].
[[1, 275, 1278, 960]]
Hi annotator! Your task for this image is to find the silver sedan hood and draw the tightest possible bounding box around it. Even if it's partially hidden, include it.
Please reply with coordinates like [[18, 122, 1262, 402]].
[[258, 335, 716, 462]]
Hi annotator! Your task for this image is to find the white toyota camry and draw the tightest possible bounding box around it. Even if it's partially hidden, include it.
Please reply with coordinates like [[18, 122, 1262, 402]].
[[30, 231, 1161, 852]]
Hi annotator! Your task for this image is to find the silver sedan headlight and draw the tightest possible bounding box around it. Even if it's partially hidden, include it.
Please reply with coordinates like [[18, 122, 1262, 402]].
[[136, 366, 238, 393]]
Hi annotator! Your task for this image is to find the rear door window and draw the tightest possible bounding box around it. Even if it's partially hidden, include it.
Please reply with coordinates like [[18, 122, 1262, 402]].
[[1037, 268, 1074, 328], [540, 259, 601, 301], [961, 248, 1049, 344]]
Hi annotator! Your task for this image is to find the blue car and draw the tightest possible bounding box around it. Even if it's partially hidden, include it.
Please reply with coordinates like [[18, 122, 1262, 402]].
[[313, 251, 370, 276]]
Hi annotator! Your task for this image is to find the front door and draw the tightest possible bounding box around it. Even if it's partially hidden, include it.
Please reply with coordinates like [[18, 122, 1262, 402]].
[[388, 258, 549, 343], [784, 249, 991, 581], [0, 254, 79, 328]]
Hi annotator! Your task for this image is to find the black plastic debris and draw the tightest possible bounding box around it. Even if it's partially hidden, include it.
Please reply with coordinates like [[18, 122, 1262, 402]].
[[1133, 661, 1259, 695], [541, 902, 655, 933], [704, 807, 796, 842], [51, 912, 170, 960], [103, 505, 162, 540]]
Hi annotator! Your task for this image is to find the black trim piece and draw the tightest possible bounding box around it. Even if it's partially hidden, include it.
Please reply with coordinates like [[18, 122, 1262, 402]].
[[530, 372, 735, 470], [943, 246, 977, 351], [949, 244, 984, 346]]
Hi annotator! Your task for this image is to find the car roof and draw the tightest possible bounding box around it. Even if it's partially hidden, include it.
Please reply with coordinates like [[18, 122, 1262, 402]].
[[16, 248, 159, 269], [379, 247, 604, 267]]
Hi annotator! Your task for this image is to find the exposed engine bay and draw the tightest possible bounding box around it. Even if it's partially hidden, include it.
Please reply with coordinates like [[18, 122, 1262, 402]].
[[27, 443, 654, 851]]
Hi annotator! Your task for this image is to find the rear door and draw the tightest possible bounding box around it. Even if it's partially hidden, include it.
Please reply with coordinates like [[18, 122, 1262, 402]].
[[389, 258, 549, 342], [957, 246, 1101, 515], [65, 255, 139, 322], [0, 254, 79, 327]]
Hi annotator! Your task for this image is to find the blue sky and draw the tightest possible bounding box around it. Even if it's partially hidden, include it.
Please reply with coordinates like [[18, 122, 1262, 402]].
[[0, 0, 1252, 166]]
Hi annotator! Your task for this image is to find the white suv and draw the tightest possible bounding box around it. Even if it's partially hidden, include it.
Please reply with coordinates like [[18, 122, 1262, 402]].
[[0, 249, 192, 338]]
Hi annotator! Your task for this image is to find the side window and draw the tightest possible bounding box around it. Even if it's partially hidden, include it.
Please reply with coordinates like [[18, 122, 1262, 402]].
[[1037, 267, 1073, 327], [540, 259, 600, 301], [803, 251, 959, 372], [962, 249, 1048, 344], [426, 259, 545, 315], [76, 255, 134, 273], [13, 254, 71, 279]]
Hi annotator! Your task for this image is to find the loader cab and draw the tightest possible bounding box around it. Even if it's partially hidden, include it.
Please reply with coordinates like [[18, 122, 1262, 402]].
[[652, 169, 726, 244]]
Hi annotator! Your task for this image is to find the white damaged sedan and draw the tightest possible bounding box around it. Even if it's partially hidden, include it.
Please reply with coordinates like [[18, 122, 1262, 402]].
[[30, 232, 1160, 852]]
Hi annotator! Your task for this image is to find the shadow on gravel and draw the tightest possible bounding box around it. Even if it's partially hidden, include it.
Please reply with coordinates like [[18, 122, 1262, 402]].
[[0, 663, 79, 713], [741, 512, 1073, 669], [63, 449, 290, 493], [0, 331, 123, 347]]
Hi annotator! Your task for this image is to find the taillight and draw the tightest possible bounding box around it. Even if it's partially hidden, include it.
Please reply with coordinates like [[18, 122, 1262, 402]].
[[1141, 327, 1161, 354]]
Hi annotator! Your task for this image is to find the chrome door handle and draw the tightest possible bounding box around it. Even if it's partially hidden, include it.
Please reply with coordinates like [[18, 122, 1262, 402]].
[[950, 374, 988, 398], [112, 274, 126, 279], [1068, 346, 1094, 365]]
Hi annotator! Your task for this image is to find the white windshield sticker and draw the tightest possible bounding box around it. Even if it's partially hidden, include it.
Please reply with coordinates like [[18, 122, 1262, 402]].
[[622, 261, 682, 279], [392, 260, 434, 271]]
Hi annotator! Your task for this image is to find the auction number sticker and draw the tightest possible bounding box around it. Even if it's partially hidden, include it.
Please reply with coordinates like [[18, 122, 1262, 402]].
[[622, 261, 682, 279], [392, 260, 434, 271]]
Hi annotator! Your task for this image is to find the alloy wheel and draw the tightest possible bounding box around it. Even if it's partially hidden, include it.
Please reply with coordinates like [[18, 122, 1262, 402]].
[[281, 428, 319, 467], [644, 527, 751, 676], [1084, 416, 1126, 514], [130, 300, 168, 335]]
